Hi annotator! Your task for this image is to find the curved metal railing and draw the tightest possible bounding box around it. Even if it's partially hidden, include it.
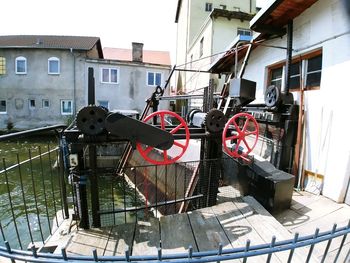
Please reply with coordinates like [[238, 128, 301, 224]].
[[0, 223, 349, 262]]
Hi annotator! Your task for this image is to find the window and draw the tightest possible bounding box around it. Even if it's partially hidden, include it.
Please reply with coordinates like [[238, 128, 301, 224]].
[[61, 100, 73, 115], [200, 37, 204, 57], [205, 3, 212, 11], [237, 28, 252, 36], [15, 56, 27, 74], [48, 57, 60, 74], [0, 57, 6, 75], [42, 99, 50, 108], [147, 72, 162, 86], [267, 50, 322, 91], [0, 100, 6, 113], [98, 100, 109, 110], [101, 68, 118, 84], [220, 4, 226, 10], [29, 99, 36, 109]]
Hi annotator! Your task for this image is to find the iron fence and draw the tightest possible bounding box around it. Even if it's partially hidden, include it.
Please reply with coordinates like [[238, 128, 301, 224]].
[[0, 221, 348, 262]]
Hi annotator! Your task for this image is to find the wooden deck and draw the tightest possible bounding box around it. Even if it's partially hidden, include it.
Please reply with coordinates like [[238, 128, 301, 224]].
[[273, 190, 350, 262], [64, 195, 313, 262]]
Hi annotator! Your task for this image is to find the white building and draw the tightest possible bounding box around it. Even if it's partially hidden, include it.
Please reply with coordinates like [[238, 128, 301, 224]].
[[174, 0, 257, 103], [212, 0, 350, 203]]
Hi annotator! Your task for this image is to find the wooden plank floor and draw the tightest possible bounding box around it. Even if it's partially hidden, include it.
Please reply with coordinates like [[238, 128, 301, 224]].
[[273, 190, 350, 262], [65, 195, 313, 262]]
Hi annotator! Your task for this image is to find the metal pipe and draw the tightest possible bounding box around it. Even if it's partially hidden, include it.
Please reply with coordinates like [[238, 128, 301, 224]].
[[0, 125, 66, 142], [284, 21, 293, 94]]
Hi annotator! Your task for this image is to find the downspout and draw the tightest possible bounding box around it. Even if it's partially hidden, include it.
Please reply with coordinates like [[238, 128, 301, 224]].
[[249, 0, 252, 13], [284, 21, 293, 94], [70, 48, 77, 115]]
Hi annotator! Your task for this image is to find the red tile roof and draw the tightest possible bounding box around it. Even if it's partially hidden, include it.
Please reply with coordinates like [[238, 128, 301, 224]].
[[103, 47, 171, 66]]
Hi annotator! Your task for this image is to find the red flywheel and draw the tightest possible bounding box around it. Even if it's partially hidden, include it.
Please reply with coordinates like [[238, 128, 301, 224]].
[[137, 110, 190, 165], [222, 112, 259, 159]]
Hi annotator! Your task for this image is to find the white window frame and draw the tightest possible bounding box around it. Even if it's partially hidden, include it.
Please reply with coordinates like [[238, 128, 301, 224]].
[[15, 56, 27, 74], [205, 2, 212, 11], [61, 100, 73, 115], [98, 100, 109, 110], [48, 57, 60, 74], [100, 67, 119, 84], [0, 100, 6, 114], [42, 99, 50, 108], [237, 28, 252, 36], [29, 99, 36, 109], [0, 57, 6, 75], [147, 72, 162, 86]]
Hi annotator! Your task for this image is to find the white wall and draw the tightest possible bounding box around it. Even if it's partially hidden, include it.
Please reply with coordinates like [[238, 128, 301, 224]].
[[244, 0, 350, 202]]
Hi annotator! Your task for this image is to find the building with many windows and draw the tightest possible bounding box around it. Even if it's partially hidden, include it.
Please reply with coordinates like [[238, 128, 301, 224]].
[[174, 0, 257, 104], [0, 35, 103, 129], [0, 37, 171, 129], [86, 42, 171, 113]]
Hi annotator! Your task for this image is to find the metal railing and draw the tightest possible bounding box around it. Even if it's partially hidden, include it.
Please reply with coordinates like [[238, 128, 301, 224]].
[[0, 222, 348, 262], [0, 125, 68, 250]]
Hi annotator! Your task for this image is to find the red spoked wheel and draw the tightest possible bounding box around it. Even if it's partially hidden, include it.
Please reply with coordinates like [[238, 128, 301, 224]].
[[222, 112, 259, 159], [136, 110, 190, 165]]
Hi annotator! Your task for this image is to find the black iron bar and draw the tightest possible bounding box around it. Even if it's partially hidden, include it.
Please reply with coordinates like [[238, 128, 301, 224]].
[[0, 147, 59, 175], [111, 176, 116, 225], [38, 147, 52, 234], [98, 194, 203, 215], [133, 168, 137, 219], [15, 154, 34, 245], [55, 148, 65, 220], [155, 165, 158, 218], [28, 149, 45, 243], [47, 143, 59, 227], [0, 125, 66, 142], [165, 165, 168, 214], [123, 173, 127, 224], [58, 140, 69, 219], [0, 220, 5, 241], [2, 158, 23, 249], [174, 164, 177, 213], [89, 145, 100, 228]]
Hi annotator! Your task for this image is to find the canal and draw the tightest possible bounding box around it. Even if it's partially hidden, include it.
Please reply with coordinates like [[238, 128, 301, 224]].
[[0, 135, 141, 249]]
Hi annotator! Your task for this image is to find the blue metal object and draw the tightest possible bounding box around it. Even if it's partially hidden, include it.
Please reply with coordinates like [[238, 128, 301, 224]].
[[0, 223, 348, 262]]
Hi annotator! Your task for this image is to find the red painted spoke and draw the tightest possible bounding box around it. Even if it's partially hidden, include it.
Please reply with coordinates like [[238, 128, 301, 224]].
[[232, 120, 241, 133], [235, 138, 242, 152], [243, 139, 252, 151], [160, 113, 166, 130], [225, 135, 239, 141], [170, 123, 183, 134], [144, 146, 154, 155], [245, 130, 258, 136], [173, 141, 186, 149], [242, 118, 249, 132], [163, 150, 168, 162]]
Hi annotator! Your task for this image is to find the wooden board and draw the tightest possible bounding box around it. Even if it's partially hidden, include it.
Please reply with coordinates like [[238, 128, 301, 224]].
[[132, 217, 160, 256], [160, 213, 197, 254], [212, 201, 279, 263], [187, 207, 231, 251], [241, 196, 317, 263], [66, 227, 112, 256], [104, 222, 136, 256]]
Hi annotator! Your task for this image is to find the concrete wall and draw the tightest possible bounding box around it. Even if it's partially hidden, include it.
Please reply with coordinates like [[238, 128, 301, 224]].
[[85, 59, 171, 114], [243, 0, 350, 202], [0, 49, 87, 129]]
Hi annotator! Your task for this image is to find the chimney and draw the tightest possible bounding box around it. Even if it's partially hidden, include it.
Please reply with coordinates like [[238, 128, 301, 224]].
[[132, 42, 143, 62]]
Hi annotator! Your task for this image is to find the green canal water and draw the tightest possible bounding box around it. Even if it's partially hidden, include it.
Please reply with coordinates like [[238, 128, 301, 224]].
[[0, 136, 140, 250]]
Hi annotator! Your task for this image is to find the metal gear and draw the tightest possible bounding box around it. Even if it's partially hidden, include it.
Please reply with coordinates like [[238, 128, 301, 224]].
[[76, 105, 108, 135], [204, 109, 226, 133]]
